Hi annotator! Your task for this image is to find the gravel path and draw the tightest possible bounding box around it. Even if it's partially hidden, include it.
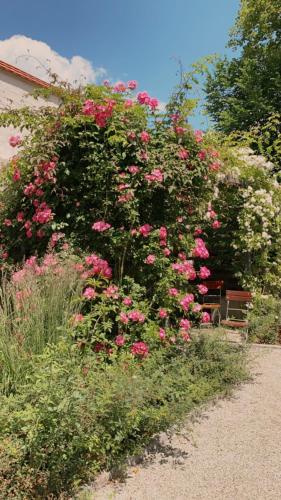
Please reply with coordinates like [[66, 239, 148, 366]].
[[92, 347, 281, 500]]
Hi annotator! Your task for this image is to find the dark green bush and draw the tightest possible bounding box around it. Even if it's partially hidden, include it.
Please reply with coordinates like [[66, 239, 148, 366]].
[[0, 334, 247, 499]]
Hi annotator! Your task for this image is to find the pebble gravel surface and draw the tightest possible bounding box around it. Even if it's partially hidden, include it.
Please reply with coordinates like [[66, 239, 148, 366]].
[[91, 347, 281, 500]]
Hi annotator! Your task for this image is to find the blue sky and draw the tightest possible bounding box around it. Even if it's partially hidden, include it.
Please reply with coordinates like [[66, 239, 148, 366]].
[[1, 0, 240, 128]]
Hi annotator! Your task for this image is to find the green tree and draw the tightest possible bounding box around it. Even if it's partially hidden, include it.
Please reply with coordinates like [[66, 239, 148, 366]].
[[205, 0, 281, 134]]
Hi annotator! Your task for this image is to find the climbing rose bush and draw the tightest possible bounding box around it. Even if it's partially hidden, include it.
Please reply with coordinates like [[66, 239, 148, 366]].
[[0, 80, 222, 354]]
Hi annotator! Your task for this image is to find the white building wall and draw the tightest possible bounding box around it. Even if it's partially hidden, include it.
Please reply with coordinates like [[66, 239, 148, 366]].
[[0, 69, 59, 163]]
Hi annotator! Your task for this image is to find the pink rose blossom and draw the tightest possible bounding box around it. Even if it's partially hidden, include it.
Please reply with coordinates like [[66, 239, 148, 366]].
[[4, 219, 12, 227], [127, 131, 136, 141], [123, 297, 133, 306], [83, 287, 96, 300], [103, 79, 110, 87], [139, 224, 152, 237], [180, 294, 194, 311], [113, 81, 126, 93], [201, 312, 211, 323], [159, 328, 166, 340], [194, 227, 203, 236], [197, 284, 208, 295], [181, 332, 191, 342], [193, 303, 202, 313], [128, 165, 140, 174], [148, 97, 159, 110], [199, 266, 211, 279], [212, 220, 222, 229], [16, 211, 25, 222], [140, 131, 150, 143], [125, 99, 134, 108], [137, 91, 150, 105], [192, 238, 209, 259], [144, 254, 156, 265], [128, 310, 145, 323], [104, 285, 119, 299], [131, 341, 149, 358], [198, 150, 207, 161], [169, 287, 179, 297], [92, 220, 112, 232], [159, 226, 167, 240], [13, 168, 21, 181], [9, 135, 21, 147], [158, 308, 168, 319], [72, 313, 84, 324], [194, 130, 203, 143], [120, 312, 129, 324], [145, 168, 163, 183], [174, 126, 186, 135], [209, 161, 221, 171], [163, 247, 171, 257], [179, 318, 191, 330], [127, 80, 138, 90], [178, 148, 189, 160], [115, 334, 125, 346]]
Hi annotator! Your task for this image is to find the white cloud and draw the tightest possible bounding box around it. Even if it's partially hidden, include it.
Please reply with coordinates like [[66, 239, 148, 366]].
[[0, 35, 106, 86]]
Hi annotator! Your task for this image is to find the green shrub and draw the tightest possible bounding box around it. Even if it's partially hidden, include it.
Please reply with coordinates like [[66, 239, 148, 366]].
[[0, 334, 247, 499], [248, 293, 281, 344]]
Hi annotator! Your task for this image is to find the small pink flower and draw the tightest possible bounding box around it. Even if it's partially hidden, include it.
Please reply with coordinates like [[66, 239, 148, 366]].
[[170, 336, 176, 344], [128, 310, 145, 323], [159, 328, 166, 340], [145, 168, 163, 183], [125, 99, 134, 108], [199, 266, 211, 279], [83, 287, 96, 300], [140, 131, 150, 143], [198, 150, 207, 161], [92, 220, 112, 232], [180, 294, 194, 311], [127, 131, 136, 141], [179, 318, 191, 330], [103, 79, 110, 87], [139, 224, 152, 237], [201, 311, 211, 323], [104, 285, 119, 299], [169, 288, 179, 297], [158, 308, 168, 319], [174, 126, 186, 135], [127, 80, 138, 90], [194, 130, 203, 143], [182, 332, 191, 342], [123, 297, 133, 306], [193, 303, 202, 313], [209, 161, 221, 171], [159, 226, 167, 240], [13, 168, 21, 181], [212, 220, 222, 229], [120, 312, 129, 324], [137, 91, 150, 105], [131, 341, 149, 357], [194, 227, 203, 236], [128, 165, 140, 174], [16, 211, 25, 222], [113, 81, 126, 93], [163, 247, 171, 257], [144, 254, 156, 265], [178, 148, 189, 160], [4, 219, 12, 227], [197, 284, 208, 295], [148, 97, 159, 110], [72, 313, 84, 324], [9, 135, 21, 147], [115, 334, 125, 346]]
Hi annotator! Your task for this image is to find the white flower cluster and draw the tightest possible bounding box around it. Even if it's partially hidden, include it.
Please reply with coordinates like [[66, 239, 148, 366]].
[[233, 187, 281, 252]]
